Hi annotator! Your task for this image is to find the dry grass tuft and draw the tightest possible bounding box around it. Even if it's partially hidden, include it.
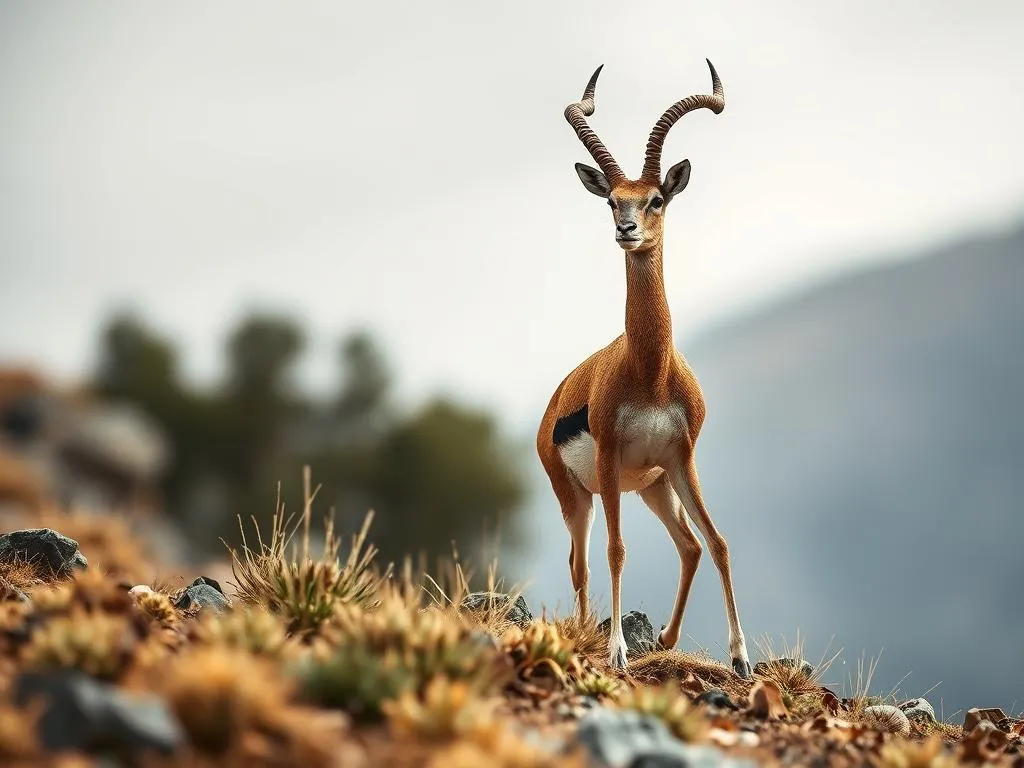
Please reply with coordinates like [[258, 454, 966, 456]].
[[133, 590, 182, 628], [573, 669, 625, 699], [28, 566, 135, 617], [21, 608, 140, 681], [554, 612, 608, 667], [227, 473, 389, 636], [422, 553, 528, 641], [297, 590, 512, 721], [752, 634, 835, 699], [140, 645, 347, 767], [871, 735, 961, 768], [0, 694, 43, 763], [0, 556, 46, 596], [383, 675, 500, 741], [186, 605, 292, 659], [628, 649, 748, 701], [502, 621, 578, 684], [614, 681, 710, 743], [425, 719, 588, 768]]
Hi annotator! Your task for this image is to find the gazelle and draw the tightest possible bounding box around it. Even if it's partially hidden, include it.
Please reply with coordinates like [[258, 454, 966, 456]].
[[537, 59, 751, 676]]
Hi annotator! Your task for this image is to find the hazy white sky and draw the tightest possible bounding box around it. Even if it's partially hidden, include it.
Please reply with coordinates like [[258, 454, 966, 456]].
[[2, 0, 1023, 425]]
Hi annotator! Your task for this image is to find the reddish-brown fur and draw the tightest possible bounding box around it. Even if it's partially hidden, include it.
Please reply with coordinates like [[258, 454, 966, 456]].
[[536, 62, 750, 675]]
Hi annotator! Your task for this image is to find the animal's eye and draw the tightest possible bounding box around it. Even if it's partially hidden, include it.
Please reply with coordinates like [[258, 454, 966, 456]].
[[649, 196, 664, 210]]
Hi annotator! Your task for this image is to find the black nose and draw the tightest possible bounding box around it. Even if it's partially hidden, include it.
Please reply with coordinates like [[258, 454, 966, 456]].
[[616, 221, 637, 235]]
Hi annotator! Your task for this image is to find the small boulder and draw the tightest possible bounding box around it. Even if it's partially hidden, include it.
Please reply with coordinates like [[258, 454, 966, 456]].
[[14, 670, 184, 756], [0, 528, 88, 576], [753, 658, 814, 678], [460, 591, 532, 626], [598, 611, 656, 657], [577, 706, 757, 768], [696, 688, 739, 711], [899, 697, 936, 724], [173, 576, 230, 614], [863, 705, 911, 737]]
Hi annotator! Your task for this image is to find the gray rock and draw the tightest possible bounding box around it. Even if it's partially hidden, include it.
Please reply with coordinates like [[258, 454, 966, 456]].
[[14, 670, 184, 755], [695, 688, 739, 711], [0, 528, 88, 576], [899, 697, 936, 723], [752, 657, 814, 677], [466, 628, 502, 651], [598, 611, 656, 657], [173, 576, 230, 613], [577, 707, 756, 768], [460, 591, 532, 626]]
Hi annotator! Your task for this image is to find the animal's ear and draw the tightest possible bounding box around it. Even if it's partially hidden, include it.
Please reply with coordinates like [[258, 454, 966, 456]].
[[662, 159, 691, 201], [574, 162, 611, 198]]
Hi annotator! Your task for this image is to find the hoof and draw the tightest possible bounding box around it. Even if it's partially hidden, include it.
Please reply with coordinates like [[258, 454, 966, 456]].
[[732, 657, 752, 679], [610, 647, 628, 670], [655, 627, 675, 651]]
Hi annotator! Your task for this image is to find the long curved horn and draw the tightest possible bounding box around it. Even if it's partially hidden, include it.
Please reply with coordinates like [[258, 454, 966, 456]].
[[640, 58, 725, 184], [564, 65, 626, 187]]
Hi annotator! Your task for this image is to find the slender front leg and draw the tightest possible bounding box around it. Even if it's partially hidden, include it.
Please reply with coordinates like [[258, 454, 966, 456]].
[[596, 441, 627, 670], [637, 473, 702, 650], [669, 456, 751, 678]]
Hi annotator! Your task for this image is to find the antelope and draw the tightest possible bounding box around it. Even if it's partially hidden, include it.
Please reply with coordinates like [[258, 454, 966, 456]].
[[536, 59, 751, 676]]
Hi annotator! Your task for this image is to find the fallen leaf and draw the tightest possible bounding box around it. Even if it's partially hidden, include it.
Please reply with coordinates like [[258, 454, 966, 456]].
[[821, 687, 841, 716], [748, 680, 789, 720], [678, 671, 704, 699], [960, 720, 1010, 763], [964, 707, 1008, 733]]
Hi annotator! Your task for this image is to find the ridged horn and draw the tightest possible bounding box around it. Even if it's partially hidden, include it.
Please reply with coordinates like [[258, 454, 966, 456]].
[[640, 58, 725, 184], [564, 65, 626, 187]]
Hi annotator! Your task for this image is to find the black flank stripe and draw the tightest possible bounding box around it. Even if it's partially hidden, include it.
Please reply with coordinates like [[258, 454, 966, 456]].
[[553, 404, 590, 446]]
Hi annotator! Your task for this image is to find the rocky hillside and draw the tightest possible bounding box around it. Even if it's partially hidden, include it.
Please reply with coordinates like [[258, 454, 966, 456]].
[[516, 220, 1024, 718], [0, 500, 1021, 768]]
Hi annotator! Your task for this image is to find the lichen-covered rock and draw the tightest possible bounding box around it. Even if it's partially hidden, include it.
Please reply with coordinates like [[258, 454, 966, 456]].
[[862, 705, 911, 737], [0, 528, 88, 576], [577, 707, 757, 768], [753, 657, 814, 677], [899, 697, 936, 723], [598, 611, 656, 657], [173, 576, 230, 613], [460, 591, 532, 626]]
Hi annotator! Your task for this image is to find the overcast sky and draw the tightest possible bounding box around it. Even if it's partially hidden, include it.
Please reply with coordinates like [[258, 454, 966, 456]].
[[2, 1, 1023, 425]]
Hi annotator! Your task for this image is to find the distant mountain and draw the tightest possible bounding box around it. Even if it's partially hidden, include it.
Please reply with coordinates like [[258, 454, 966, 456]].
[[514, 221, 1024, 717]]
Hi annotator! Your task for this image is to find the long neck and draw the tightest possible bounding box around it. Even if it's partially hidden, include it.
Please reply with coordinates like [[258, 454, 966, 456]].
[[623, 243, 674, 370]]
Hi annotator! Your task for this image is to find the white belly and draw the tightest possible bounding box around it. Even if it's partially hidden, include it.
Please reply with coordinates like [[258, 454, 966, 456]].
[[557, 404, 689, 494]]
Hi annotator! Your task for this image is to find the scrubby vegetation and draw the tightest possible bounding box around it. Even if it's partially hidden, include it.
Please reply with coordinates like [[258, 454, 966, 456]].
[[0, 475, 1020, 767]]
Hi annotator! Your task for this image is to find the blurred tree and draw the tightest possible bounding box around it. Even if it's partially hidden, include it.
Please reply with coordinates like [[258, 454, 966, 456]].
[[334, 329, 391, 439], [90, 313, 528, 567], [366, 397, 527, 568], [94, 312, 180, 410], [215, 314, 306, 537]]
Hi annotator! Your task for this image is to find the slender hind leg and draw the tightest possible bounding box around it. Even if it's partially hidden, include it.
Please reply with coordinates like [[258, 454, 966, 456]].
[[562, 483, 595, 620], [637, 473, 702, 650], [668, 457, 751, 678]]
